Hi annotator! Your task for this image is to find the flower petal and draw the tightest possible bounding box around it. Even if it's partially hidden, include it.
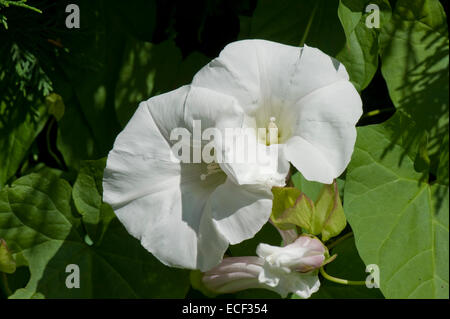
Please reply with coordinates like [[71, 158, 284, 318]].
[[192, 39, 301, 113], [285, 80, 362, 183], [210, 178, 273, 245], [256, 236, 326, 270], [203, 257, 264, 293], [184, 86, 244, 132], [191, 41, 349, 116], [103, 87, 230, 271], [288, 272, 321, 299], [220, 142, 289, 187], [259, 265, 320, 298], [103, 87, 188, 208]]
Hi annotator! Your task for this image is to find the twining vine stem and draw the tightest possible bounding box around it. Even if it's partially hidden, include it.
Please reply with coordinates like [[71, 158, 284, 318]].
[[299, 2, 319, 47], [321, 231, 366, 286], [326, 231, 354, 250], [319, 266, 367, 286]]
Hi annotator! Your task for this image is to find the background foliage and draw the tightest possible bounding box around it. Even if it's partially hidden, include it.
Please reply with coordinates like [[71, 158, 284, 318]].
[[0, 0, 448, 299]]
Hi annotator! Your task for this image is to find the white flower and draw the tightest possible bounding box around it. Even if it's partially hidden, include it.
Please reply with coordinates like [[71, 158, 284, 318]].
[[103, 39, 361, 271], [256, 236, 326, 298], [192, 39, 362, 184], [203, 236, 326, 298], [103, 85, 288, 271]]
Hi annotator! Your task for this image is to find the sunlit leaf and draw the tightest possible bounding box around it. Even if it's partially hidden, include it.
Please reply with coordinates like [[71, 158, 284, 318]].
[[344, 113, 449, 298]]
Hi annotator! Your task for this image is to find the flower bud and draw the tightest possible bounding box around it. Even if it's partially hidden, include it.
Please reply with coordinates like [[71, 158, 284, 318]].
[[202, 236, 325, 298], [202, 257, 264, 294], [257, 235, 326, 273]]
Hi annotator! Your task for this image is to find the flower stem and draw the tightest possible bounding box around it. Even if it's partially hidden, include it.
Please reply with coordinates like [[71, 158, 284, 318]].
[[319, 266, 366, 286], [326, 231, 354, 250], [1, 272, 12, 296], [299, 2, 318, 47]]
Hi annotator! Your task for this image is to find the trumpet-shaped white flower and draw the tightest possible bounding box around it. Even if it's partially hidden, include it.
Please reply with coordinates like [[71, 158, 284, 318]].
[[192, 39, 362, 184], [103, 39, 361, 271], [203, 236, 326, 298], [103, 85, 288, 271]]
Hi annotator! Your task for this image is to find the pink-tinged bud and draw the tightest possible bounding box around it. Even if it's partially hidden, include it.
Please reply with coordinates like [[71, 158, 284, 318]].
[[202, 257, 264, 294], [256, 235, 326, 272], [202, 236, 325, 298], [255, 236, 324, 298]]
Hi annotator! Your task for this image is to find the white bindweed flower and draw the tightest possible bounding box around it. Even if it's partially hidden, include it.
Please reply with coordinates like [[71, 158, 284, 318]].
[[103, 39, 361, 271], [103, 85, 288, 271], [192, 39, 362, 184], [203, 236, 326, 298]]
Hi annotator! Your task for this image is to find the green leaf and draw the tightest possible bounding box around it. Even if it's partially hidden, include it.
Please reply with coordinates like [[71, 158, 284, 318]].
[[56, 92, 100, 169], [55, 0, 128, 168], [292, 172, 323, 202], [311, 236, 384, 298], [115, 38, 209, 127], [379, 0, 449, 174], [336, 0, 391, 91], [45, 93, 65, 121], [114, 39, 181, 127], [239, 0, 346, 56], [72, 158, 114, 244], [0, 172, 190, 298], [313, 183, 347, 242], [58, 2, 123, 159], [0, 238, 16, 274], [0, 102, 48, 189], [344, 114, 449, 298], [56, 1, 209, 167], [437, 133, 449, 185]]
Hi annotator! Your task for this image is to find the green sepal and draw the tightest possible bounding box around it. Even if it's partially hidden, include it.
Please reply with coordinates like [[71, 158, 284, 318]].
[[271, 187, 314, 231], [313, 182, 347, 242], [0, 238, 16, 274], [271, 181, 347, 242]]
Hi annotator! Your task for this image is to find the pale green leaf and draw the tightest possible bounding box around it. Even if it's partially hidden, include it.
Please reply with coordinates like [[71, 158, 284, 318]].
[[344, 114, 449, 298]]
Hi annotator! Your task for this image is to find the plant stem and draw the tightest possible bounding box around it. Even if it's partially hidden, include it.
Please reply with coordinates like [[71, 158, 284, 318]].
[[46, 117, 64, 168], [319, 266, 366, 286], [299, 2, 318, 47], [361, 108, 393, 119], [0, 0, 42, 14], [327, 231, 354, 250], [1, 272, 12, 296]]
